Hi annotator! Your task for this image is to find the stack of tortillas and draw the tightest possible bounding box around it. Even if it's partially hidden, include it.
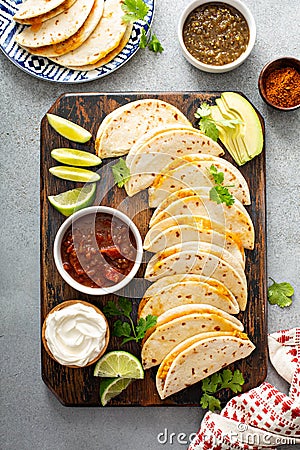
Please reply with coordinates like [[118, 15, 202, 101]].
[[13, 0, 132, 70]]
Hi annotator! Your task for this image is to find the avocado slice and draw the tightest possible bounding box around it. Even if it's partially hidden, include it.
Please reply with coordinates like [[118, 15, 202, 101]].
[[210, 105, 239, 164], [216, 98, 251, 164], [221, 92, 264, 160], [215, 98, 247, 161], [211, 103, 244, 166]]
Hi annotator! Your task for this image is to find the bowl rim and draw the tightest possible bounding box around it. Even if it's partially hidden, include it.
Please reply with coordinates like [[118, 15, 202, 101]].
[[178, 0, 257, 73], [53, 205, 143, 296], [42, 299, 110, 368], [258, 57, 300, 111]]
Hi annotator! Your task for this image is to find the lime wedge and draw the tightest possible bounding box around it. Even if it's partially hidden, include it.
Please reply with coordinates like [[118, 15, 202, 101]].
[[94, 351, 144, 379], [51, 148, 102, 167], [100, 378, 132, 406], [47, 113, 92, 143], [49, 166, 100, 182], [48, 183, 96, 216]]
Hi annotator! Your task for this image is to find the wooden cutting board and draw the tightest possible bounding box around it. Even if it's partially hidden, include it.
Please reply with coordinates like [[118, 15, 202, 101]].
[[40, 92, 267, 406]]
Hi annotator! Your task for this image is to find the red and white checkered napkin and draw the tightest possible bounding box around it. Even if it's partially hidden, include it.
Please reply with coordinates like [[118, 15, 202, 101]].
[[188, 328, 300, 450]]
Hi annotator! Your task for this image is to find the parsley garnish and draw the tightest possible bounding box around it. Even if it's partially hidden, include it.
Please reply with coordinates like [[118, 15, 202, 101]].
[[195, 102, 241, 142], [208, 165, 235, 206], [122, 0, 149, 23], [111, 158, 131, 188], [200, 369, 245, 411], [268, 278, 294, 308], [139, 28, 164, 53], [103, 297, 157, 345]]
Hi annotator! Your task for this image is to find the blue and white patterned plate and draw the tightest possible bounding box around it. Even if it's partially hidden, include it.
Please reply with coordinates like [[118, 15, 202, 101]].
[[0, 0, 155, 83]]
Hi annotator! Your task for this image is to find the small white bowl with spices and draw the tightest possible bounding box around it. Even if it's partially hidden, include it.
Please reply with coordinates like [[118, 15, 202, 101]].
[[178, 0, 256, 73], [42, 300, 110, 368]]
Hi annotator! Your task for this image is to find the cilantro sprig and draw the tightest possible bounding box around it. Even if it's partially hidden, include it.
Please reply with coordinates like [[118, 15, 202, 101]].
[[200, 369, 245, 411], [139, 28, 164, 53], [111, 158, 131, 188], [122, 0, 149, 23], [103, 297, 157, 345], [268, 278, 294, 308], [208, 165, 235, 206], [122, 1, 164, 54], [195, 102, 241, 142]]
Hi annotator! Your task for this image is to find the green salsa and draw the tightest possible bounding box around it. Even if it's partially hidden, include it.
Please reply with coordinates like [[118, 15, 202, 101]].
[[183, 2, 250, 66]]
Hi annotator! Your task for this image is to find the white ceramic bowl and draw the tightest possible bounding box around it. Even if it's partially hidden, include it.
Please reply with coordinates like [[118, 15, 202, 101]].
[[53, 206, 143, 296], [178, 0, 256, 73]]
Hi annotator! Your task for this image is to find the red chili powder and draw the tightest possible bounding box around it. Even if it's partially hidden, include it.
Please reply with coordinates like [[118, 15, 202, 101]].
[[265, 67, 300, 108]]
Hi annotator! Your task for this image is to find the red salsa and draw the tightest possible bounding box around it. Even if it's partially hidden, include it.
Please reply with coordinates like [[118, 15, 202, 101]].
[[61, 213, 137, 288]]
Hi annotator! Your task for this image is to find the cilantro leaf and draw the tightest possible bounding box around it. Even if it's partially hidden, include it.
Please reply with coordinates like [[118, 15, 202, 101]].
[[118, 296, 132, 318], [113, 320, 132, 338], [201, 372, 222, 394], [148, 33, 164, 53], [207, 165, 235, 206], [139, 28, 164, 53], [106, 297, 157, 345], [209, 164, 224, 185], [220, 369, 244, 393], [139, 28, 148, 49], [103, 298, 133, 318], [122, 0, 149, 23], [195, 102, 240, 141], [136, 315, 157, 340], [199, 117, 219, 142], [194, 103, 211, 118], [200, 393, 221, 411], [103, 300, 123, 318], [268, 278, 294, 308], [209, 185, 235, 206], [200, 369, 245, 411], [111, 158, 131, 188]]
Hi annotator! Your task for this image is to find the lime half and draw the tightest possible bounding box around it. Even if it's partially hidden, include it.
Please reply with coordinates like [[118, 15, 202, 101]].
[[48, 183, 96, 216], [100, 378, 132, 406], [94, 351, 144, 379], [47, 113, 92, 143], [49, 166, 100, 182], [51, 148, 102, 167]]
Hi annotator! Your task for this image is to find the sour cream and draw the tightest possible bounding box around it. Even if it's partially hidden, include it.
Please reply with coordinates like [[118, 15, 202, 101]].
[[45, 302, 107, 367]]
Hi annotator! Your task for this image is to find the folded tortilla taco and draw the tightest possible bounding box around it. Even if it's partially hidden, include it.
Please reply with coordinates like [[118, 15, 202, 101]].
[[138, 275, 240, 318], [144, 247, 248, 310], [13, 0, 76, 24], [125, 129, 224, 196], [51, 0, 126, 67], [149, 192, 255, 250], [143, 223, 245, 268], [149, 187, 244, 223], [156, 331, 255, 399], [15, 0, 95, 47], [22, 0, 104, 57], [95, 100, 191, 158], [66, 23, 133, 70], [146, 241, 245, 278], [148, 153, 251, 207], [126, 125, 194, 168], [141, 304, 244, 369]]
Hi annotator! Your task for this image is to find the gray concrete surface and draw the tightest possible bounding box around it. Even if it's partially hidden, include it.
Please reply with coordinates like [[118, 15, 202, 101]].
[[0, 0, 299, 449]]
